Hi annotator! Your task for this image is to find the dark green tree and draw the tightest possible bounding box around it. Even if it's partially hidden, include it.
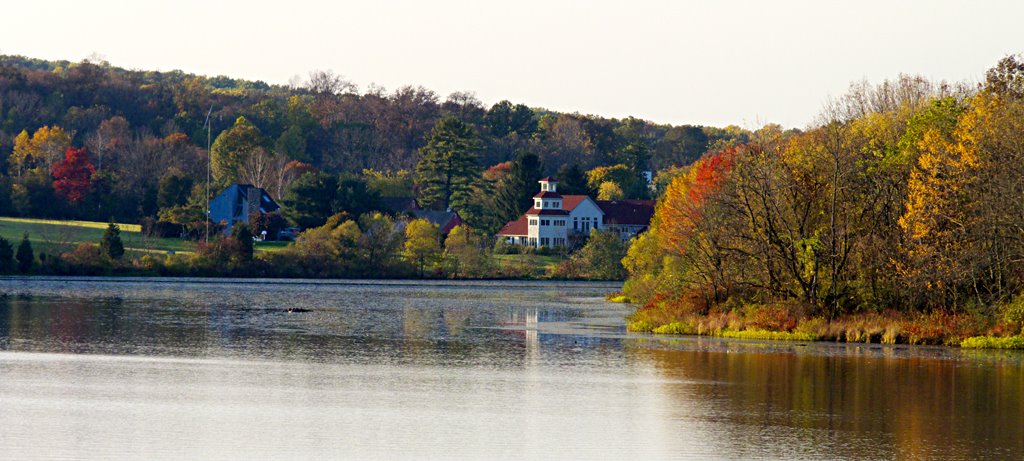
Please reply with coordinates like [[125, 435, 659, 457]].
[[16, 232, 33, 273], [415, 116, 482, 211], [334, 174, 381, 218], [656, 125, 709, 168], [100, 222, 125, 260], [157, 169, 194, 210], [282, 172, 338, 228], [484, 100, 536, 138], [231, 223, 254, 262], [493, 151, 543, 224], [556, 163, 591, 196], [0, 237, 13, 273]]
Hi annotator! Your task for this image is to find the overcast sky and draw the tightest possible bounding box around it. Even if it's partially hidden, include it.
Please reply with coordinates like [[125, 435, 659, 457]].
[[2, 0, 1021, 128]]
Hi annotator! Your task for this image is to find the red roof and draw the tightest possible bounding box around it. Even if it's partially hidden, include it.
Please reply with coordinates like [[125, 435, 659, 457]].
[[533, 191, 563, 198], [539, 176, 557, 182], [525, 208, 569, 216], [560, 195, 589, 211], [597, 200, 656, 225], [498, 215, 528, 236]]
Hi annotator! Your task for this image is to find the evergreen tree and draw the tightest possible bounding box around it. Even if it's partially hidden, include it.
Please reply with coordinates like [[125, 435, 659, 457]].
[[334, 173, 381, 218], [415, 116, 482, 211], [556, 163, 591, 196], [16, 233, 33, 273], [494, 151, 543, 224], [231, 223, 254, 262], [0, 237, 13, 273], [282, 172, 339, 228], [157, 169, 194, 210], [100, 222, 125, 260]]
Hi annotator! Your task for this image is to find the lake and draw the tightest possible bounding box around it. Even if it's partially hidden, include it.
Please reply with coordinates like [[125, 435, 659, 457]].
[[0, 277, 1021, 460]]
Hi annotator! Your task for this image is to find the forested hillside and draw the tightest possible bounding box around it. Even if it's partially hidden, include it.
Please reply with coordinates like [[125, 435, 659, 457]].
[[0, 55, 748, 229]]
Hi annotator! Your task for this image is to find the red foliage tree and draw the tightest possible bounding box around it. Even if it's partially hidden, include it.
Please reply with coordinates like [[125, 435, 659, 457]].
[[51, 147, 96, 205]]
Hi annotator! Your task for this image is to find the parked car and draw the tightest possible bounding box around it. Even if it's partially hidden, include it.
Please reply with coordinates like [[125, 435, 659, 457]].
[[277, 227, 301, 241]]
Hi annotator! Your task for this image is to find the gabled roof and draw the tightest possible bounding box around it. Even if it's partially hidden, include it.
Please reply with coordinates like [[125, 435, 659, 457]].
[[524, 208, 569, 216], [379, 197, 418, 214], [538, 176, 557, 182], [213, 184, 280, 213], [411, 210, 461, 232], [498, 215, 529, 236], [533, 191, 563, 199], [597, 200, 655, 225], [561, 195, 598, 213]]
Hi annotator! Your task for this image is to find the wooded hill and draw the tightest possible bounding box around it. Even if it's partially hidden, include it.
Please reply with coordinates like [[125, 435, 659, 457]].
[[0, 54, 749, 228]]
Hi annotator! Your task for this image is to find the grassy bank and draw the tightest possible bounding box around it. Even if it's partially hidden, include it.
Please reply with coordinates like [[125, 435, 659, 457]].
[[624, 298, 1024, 350], [0, 217, 294, 256]]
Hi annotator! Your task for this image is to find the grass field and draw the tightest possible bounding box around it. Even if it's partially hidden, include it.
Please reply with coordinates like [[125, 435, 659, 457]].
[[0, 217, 291, 256], [492, 253, 565, 277]]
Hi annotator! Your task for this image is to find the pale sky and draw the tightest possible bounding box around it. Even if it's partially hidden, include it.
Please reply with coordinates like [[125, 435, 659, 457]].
[[2, 0, 1021, 128]]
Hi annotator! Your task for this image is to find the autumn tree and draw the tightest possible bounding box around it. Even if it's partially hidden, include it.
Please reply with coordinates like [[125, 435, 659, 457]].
[[443, 225, 491, 278], [9, 126, 72, 176], [587, 164, 646, 199], [403, 218, 441, 277], [51, 147, 96, 206], [211, 116, 267, 186]]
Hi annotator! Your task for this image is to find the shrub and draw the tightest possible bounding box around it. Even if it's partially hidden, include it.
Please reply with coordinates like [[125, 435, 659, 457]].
[[15, 233, 32, 273], [961, 335, 1024, 349]]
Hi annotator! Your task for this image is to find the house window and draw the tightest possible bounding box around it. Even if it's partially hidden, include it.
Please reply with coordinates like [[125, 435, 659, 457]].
[[540, 237, 550, 247], [535, 200, 542, 208], [555, 201, 560, 208], [573, 218, 578, 230], [529, 238, 537, 246], [553, 238, 565, 247]]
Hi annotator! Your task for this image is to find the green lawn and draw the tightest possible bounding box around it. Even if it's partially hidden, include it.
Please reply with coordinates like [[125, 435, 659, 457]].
[[492, 253, 565, 277], [0, 217, 296, 257], [0, 217, 196, 256]]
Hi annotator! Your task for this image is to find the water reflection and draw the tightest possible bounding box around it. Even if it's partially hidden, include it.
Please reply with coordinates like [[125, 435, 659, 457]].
[[0, 278, 1021, 460], [626, 340, 1024, 460]]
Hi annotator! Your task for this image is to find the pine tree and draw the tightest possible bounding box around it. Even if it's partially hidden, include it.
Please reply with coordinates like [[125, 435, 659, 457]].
[[415, 116, 482, 211], [100, 222, 125, 259], [556, 163, 590, 196], [493, 151, 543, 224], [16, 233, 33, 273]]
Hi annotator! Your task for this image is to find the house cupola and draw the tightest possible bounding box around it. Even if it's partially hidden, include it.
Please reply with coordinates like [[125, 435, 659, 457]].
[[533, 177, 562, 210]]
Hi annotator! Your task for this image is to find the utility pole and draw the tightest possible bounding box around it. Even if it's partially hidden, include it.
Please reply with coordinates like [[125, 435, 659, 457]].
[[203, 105, 213, 243]]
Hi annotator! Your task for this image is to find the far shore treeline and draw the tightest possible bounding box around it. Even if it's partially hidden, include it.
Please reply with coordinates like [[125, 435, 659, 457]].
[[0, 54, 717, 280], [625, 55, 1024, 348]]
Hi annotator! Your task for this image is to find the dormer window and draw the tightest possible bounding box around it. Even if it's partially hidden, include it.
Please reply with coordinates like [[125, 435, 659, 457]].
[[535, 200, 542, 208]]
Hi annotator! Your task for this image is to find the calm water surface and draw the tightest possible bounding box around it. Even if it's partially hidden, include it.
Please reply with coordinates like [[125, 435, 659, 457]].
[[0, 277, 1021, 460]]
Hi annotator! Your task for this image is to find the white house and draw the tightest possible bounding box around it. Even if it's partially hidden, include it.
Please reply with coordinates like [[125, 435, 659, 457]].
[[497, 177, 655, 248]]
